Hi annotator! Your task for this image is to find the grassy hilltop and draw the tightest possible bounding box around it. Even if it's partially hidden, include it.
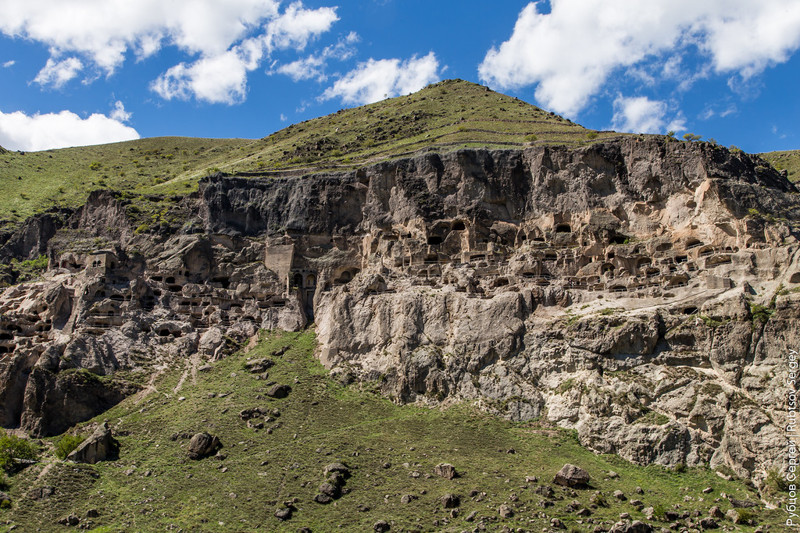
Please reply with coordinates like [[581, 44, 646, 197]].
[[0, 331, 782, 532], [0, 80, 621, 226], [2, 78, 796, 230]]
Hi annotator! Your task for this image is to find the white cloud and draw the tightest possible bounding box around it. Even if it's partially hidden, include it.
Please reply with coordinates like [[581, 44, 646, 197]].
[[1, 0, 281, 72], [611, 96, 685, 134], [109, 101, 132, 123], [2, 60, 14, 68], [479, 0, 800, 116], [149, 2, 338, 104], [273, 32, 359, 82], [277, 54, 327, 82], [151, 50, 252, 104], [2, 0, 338, 103], [33, 57, 83, 88], [265, 2, 338, 51], [0, 109, 140, 151], [321, 52, 440, 105]]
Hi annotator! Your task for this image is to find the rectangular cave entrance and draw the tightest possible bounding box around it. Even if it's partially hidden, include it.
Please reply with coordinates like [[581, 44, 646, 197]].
[[292, 272, 317, 321]]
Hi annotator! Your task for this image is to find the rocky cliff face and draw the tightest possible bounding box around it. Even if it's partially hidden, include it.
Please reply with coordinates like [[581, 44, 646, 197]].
[[1, 137, 798, 483]]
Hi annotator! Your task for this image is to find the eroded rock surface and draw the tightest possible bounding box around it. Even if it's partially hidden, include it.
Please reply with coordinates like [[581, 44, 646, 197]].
[[0, 139, 798, 483]]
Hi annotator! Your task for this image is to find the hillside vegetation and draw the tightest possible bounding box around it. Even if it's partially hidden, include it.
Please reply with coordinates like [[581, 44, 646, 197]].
[[0, 331, 781, 532], [0, 80, 620, 226], [761, 149, 800, 182]]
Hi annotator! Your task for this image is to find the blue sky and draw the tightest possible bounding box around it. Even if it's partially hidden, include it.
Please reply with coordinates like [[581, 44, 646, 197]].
[[1, 0, 799, 153]]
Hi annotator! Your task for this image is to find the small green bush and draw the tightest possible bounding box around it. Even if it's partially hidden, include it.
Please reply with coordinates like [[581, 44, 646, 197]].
[[652, 502, 667, 521], [750, 303, 775, 323], [735, 507, 755, 524], [89, 161, 102, 170], [765, 468, 789, 494], [586, 131, 598, 140], [55, 434, 85, 460], [0, 430, 38, 472]]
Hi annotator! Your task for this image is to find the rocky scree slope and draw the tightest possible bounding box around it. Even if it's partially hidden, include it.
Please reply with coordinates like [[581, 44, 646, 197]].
[[0, 137, 798, 486]]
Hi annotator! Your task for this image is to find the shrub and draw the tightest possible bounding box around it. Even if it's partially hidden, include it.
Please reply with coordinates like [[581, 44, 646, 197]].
[[735, 507, 755, 524], [683, 133, 702, 142], [55, 434, 85, 460], [89, 161, 102, 170], [0, 430, 38, 473], [586, 131, 598, 140], [764, 468, 789, 494], [750, 303, 775, 323], [652, 502, 667, 521]]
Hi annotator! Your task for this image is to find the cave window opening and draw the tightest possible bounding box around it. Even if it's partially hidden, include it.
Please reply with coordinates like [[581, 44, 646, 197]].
[[452, 221, 466, 231], [555, 224, 572, 233], [427, 235, 443, 245]]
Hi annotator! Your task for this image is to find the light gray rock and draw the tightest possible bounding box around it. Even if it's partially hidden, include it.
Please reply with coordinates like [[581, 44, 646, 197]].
[[67, 422, 118, 464]]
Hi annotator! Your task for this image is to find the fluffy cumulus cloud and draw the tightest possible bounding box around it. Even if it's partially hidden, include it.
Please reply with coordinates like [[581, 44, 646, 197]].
[[2, 0, 338, 102], [33, 57, 84, 88], [479, 0, 800, 116], [0, 109, 140, 151], [321, 52, 440, 105], [273, 31, 358, 82], [109, 101, 132, 123], [150, 3, 338, 104], [611, 96, 685, 134]]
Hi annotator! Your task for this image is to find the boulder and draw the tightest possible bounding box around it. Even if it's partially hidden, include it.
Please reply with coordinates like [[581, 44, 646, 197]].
[[699, 517, 719, 529], [274, 507, 292, 520], [314, 493, 333, 504], [266, 384, 292, 398], [553, 464, 590, 488], [434, 462, 458, 479], [441, 493, 460, 508], [318, 482, 339, 498], [609, 520, 652, 533], [373, 520, 390, 532], [67, 422, 118, 464], [244, 358, 274, 374], [27, 486, 55, 500], [323, 462, 350, 477], [187, 432, 222, 460]]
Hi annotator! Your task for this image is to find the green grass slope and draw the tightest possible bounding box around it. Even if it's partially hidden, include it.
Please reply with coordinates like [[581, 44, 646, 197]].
[[0, 331, 782, 532], [761, 149, 800, 182], [0, 80, 622, 227]]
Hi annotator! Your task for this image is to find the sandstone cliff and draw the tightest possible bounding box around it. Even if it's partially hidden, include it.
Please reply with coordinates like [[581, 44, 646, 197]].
[[0, 137, 797, 484]]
